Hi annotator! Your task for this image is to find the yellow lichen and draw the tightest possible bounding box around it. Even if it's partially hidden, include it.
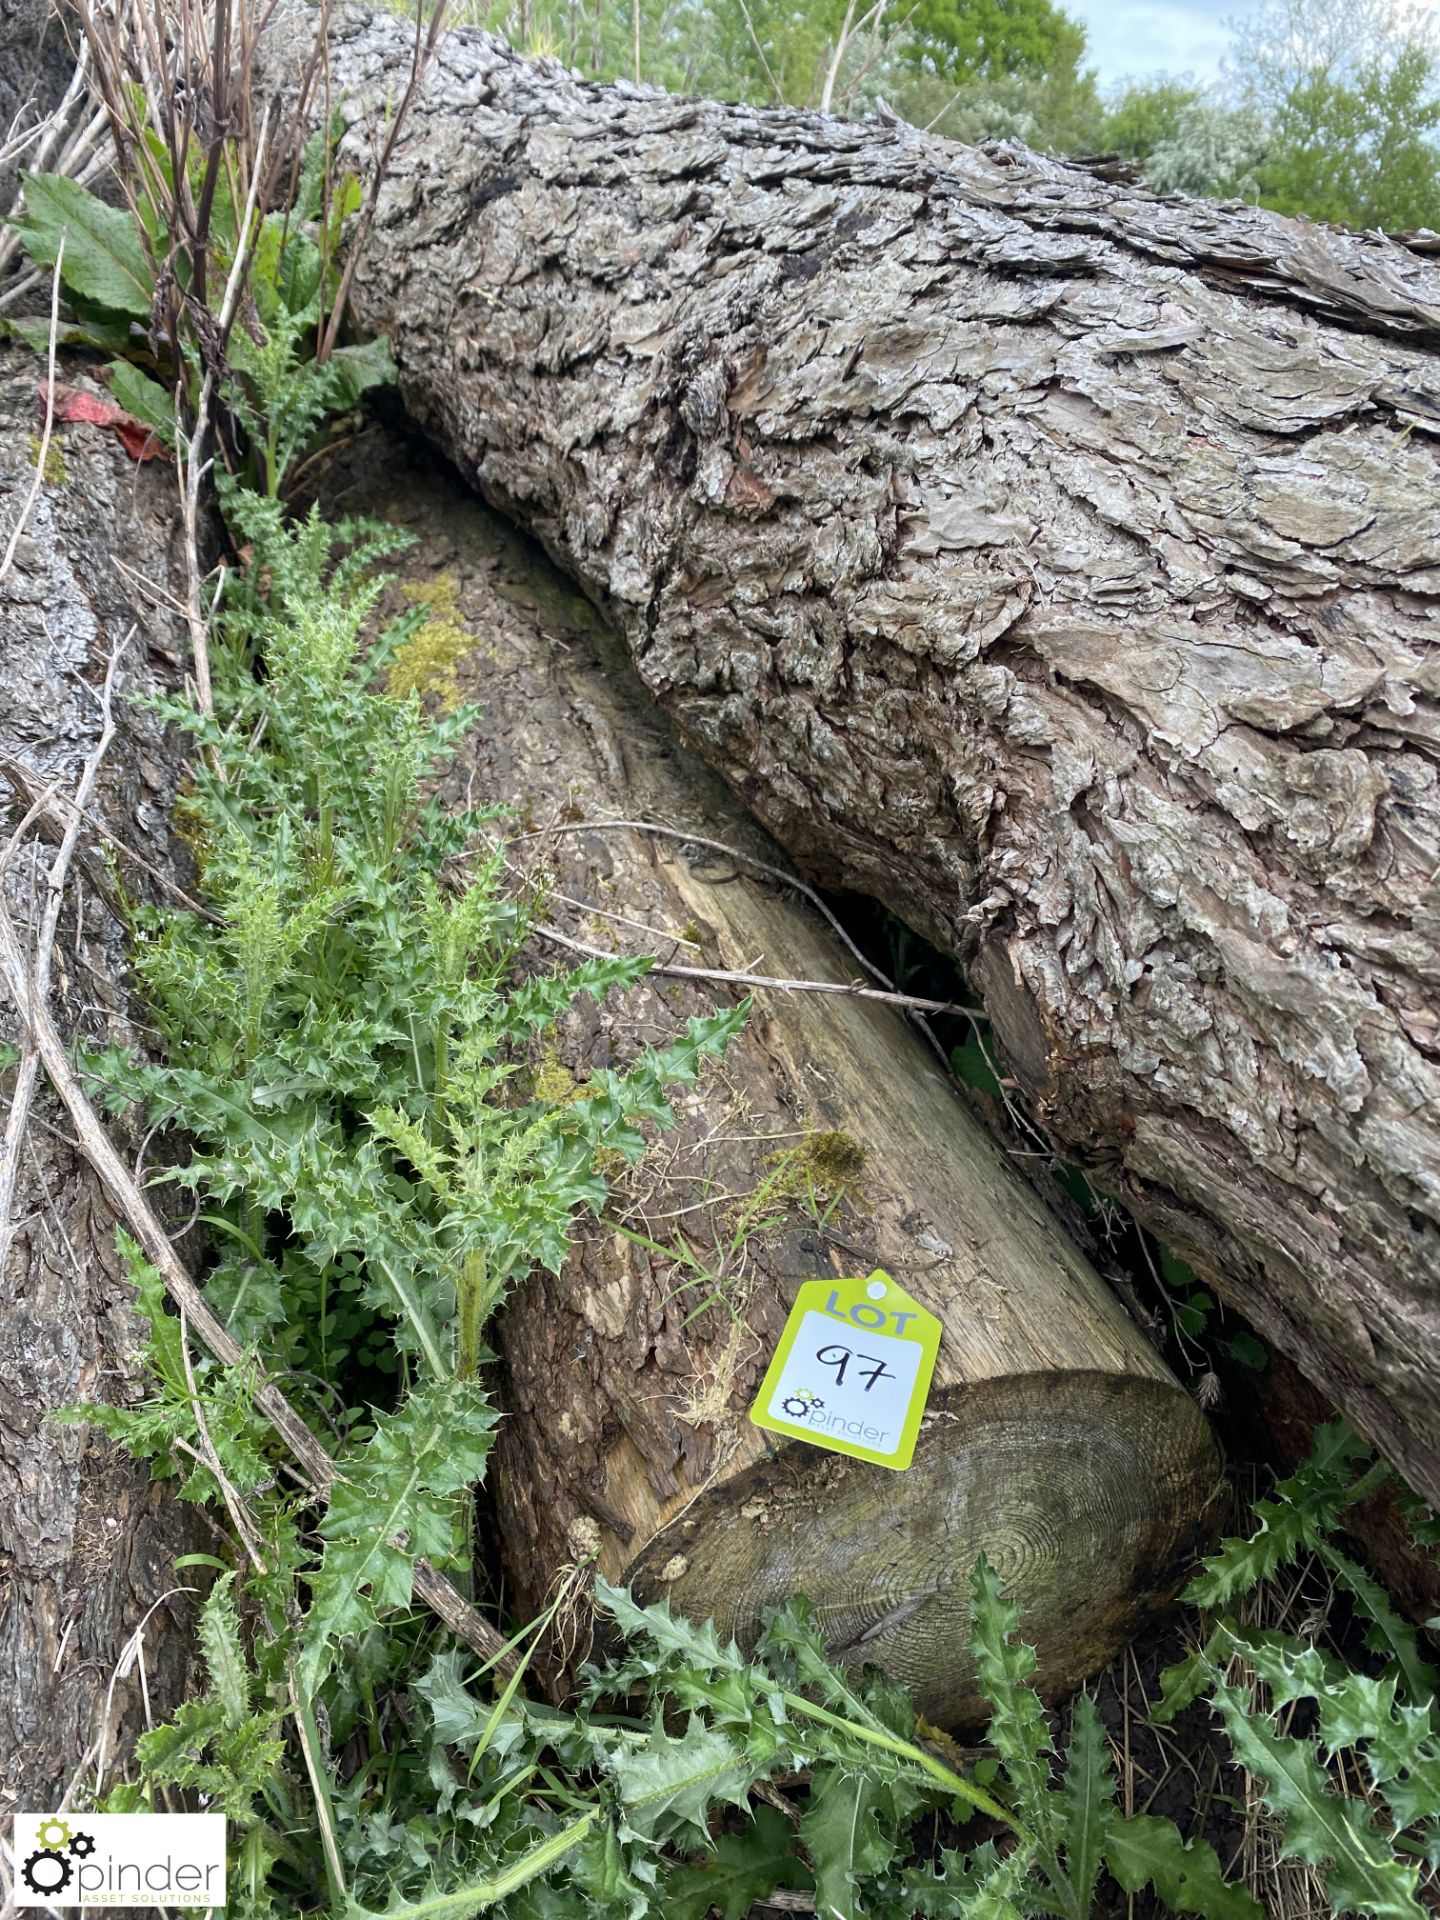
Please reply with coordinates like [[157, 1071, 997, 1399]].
[[387, 572, 474, 713], [28, 434, 67, 486]]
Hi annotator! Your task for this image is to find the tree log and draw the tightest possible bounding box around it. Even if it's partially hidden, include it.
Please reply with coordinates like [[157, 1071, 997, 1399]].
[[0, 347, 204, 1803], [0, 0, 76, 212], [314, 427, 1221, 1726], [267, 11, 1440, 1508]]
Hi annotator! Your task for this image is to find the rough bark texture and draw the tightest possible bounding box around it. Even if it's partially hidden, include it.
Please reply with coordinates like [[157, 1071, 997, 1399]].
[[268, 11, 1440, 1505], [0, 346, 203, 1805], [0, 0, 76, 211], [315, 429, 1221, 1727]]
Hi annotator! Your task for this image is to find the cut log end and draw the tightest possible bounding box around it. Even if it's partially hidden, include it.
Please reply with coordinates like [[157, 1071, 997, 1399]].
[[625, 1371, 1221, 1725]]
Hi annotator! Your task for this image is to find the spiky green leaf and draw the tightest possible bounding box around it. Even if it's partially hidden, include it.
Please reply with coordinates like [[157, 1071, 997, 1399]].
[[1059, 1693, 1114, 1914], [663, 1804, 808, 1919], [608, 1715, 751, 1841], [968, 1556, 1055, 1835], [801, 1765, 899, 1920], [1104, 1814, 1261, 1920], [303, 1378, 497, 1684], [198, 1572, 252, 1730], [1205, 1672, 1427, 1919]]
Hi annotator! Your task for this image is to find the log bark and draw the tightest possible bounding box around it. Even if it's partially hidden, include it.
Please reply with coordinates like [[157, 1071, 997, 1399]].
[[266, 11, 1440, 1508], [0, 346, 204, 1805], [313, 426, 1221, 1727], [0, 0, 77, 212]]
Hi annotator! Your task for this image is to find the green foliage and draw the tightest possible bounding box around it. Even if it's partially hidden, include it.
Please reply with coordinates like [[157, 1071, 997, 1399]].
[[51, 1234, 273, 1506], [1255, 46, 1440, 229], [1098, 81, 1267, 200], [904, 0, 1086, 84], [305, 1378, 500, 1686], [1224, 0, 1440, 228], [7, 121, 392, 492], [12, 169, 154, 315], [1156, 1422, 1440, 1918], [1101, 76, 1208, 162], [1151, 1245, 1269, 1373], [663, 1804, 810, 1918], [961, 1559, 1259, 1920], [91, 493, 739, 1394], [1098, 0, 1440, 228], [440, 0, 1097, 134], [1203, 1665, 1430, 1918], [132, 1576, 284, 1814]]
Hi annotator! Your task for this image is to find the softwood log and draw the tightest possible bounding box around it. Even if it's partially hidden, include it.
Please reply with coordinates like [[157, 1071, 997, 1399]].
[[266, 11, 1440, 1508], [317, 429, 1222, 1726], [0, 346, 203, 1803]]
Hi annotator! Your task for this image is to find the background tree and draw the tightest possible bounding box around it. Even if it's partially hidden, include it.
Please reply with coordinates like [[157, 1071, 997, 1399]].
[[1248, 32, 1440, 227], [1098, 77, 1265, 199], [903, 0, 1086, 84], [1098, 0, 1440, 228], [433, 0, 1440, 228], [443, 0, 1099, 134]]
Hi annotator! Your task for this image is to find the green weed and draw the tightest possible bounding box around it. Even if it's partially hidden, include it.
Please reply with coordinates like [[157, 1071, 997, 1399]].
[[6, 117, 392, 496]]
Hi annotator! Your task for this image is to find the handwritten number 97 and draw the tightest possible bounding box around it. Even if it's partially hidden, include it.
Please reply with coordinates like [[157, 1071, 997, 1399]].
[[815, 1343, 894, 1391]]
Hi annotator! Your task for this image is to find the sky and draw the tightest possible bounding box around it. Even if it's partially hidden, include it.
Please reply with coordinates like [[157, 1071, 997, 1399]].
[[1064, 0, 1248, 89]]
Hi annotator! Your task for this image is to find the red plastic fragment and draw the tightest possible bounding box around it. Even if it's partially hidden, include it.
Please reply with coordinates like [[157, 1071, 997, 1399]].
[[39, 380, 165, 462]]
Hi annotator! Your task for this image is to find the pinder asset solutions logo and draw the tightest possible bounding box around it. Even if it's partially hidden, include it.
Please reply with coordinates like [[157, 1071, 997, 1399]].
[[15, 1812, 226, 1908]]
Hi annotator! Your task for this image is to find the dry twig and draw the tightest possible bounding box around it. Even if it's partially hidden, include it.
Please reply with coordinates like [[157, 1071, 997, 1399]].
[[0, 237, 63, 586], [0, 627, 129, 1275], [316, 0, 450, 365], [518, 813, 981, 1068], [0, 869, 517, 1677], [0, 750, 222, 922], [533, 917, 973, 1014]]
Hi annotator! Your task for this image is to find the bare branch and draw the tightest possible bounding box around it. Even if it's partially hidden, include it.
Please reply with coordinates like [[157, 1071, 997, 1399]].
[[317, 0, 451, 366], [0, 627, 129, 1276], [0, 237, 63, 586], [532, 917, 978, 1015], [0, 749, 222, 923]]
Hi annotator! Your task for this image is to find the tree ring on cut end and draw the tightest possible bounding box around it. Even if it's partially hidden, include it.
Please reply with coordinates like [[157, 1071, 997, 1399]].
[[625, 1370, 1222, 1727]]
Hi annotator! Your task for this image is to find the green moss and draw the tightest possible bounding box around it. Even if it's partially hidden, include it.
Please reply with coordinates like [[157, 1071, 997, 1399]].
[[532, 1047, 581, 1106], [387, 572, 475, 713], [28, 433, 67, 486], [798, 1128, 868, 1184], [761, 1128, 868, 1208], [171, 778, 214, 879]]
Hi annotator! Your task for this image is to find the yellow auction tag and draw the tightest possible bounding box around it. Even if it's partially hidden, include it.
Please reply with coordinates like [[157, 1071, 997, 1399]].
[[749, 1270, 941, 1471]]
